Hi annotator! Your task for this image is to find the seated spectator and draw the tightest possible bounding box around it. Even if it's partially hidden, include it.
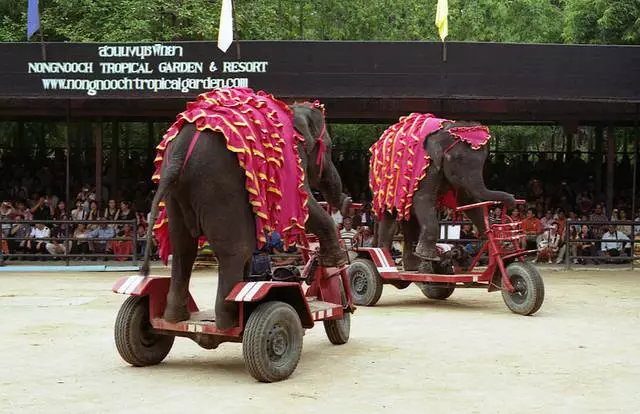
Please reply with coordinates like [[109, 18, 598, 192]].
[[617, 210, 632, 238], [459, 223, 478, 255], [533, 223, 560, 264], [358, 203, 375, 229], [27, 223, 51, 258], [540, 210, 554, 230], [358, 226, 374, 247], [330, 206, 343, 226], [522, 208, 542, 249], [510, 209, 521, 222], [111, 224, 134, 261], [104, 199, 120, 225], [88, 217, 115, 260], [87, 200, 101, 229], [556, 226, 578, 264], [71, 199, 87, 221], [340, 217, 358, 249], [601, 225, 631, 259], [574, 224, 595, 264], [136, 224, 147, 257], [71, 223, 91, 257]]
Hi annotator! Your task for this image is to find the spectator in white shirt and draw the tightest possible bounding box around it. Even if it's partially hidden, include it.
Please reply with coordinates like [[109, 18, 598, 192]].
[[27, 223, 51, 255], [601, 225, 631, 257], [340, 217, 358, 249]]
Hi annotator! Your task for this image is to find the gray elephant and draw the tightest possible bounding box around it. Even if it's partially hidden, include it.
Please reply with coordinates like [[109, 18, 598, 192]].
[[370, 113, 516, 273], [140, 89, 350, 330]]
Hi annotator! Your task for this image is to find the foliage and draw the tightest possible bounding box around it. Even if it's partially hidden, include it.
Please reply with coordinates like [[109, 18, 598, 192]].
[[563, 0, 640, 44]]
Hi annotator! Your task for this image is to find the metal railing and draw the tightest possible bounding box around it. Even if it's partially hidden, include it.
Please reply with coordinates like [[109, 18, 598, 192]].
[[563, 220, 639, 270], [0, 219, 140, 266]]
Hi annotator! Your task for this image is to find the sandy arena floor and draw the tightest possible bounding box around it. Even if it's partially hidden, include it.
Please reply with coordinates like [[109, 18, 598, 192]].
[[0, 267, 638, 414]]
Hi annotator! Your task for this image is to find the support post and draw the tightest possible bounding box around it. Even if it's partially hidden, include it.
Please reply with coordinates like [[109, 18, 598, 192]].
[[632, 108, 638, 271], [65, 103, 71, 211], [606, 126, 615, 216], [110, 121, 119, 201], [595, 126, 603, 202], [94, 122, 103, 204], [147, 121, 155, 173]]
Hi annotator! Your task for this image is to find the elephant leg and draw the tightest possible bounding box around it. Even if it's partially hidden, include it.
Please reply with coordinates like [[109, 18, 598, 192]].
[[375, 211, 395, 249], [457, 190, 486, 236], [401, 213, 421, 271], [164, 195, 199, 323], [305, 196, 347, 267], [413, 168, 444, 272], [199, 202, 254, 331]]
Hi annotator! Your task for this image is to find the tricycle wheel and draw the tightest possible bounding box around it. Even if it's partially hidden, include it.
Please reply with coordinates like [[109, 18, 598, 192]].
[[323, 282, 350, 345], [347, 258, 383, 306], [501, 262, 545, 315], [114, 296, 174, 367], [415, 282, 455, 300], [243, 301, 304, 383]]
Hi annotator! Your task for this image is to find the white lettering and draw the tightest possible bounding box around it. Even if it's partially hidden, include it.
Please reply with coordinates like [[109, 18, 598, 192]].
[[28, 62, 94, 74], [158, 61, 203, 74], [99, 62, 153, 74], [97, 44, 184, 60], [222, 61, 269, 73], [41, 76, 249, 96]]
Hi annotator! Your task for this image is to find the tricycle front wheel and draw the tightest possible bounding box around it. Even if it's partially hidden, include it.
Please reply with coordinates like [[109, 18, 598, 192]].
[[323, 281, 350, 345], [415, 282, 455, 300], [501, 262, 545, 315], [243, 301, 304, 383], [114, 296, 175, 367]]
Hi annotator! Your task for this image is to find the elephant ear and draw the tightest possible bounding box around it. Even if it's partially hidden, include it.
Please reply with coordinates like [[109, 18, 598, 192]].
[[293, 104, 327, 166]]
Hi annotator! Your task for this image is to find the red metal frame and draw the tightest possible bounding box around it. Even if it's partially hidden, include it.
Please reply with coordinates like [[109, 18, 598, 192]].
[[354, 199, 536, 293], [112, 202, 358, 339]]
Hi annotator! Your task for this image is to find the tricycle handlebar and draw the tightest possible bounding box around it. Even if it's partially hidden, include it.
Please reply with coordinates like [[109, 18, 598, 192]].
[[455, 199, 525, 212]]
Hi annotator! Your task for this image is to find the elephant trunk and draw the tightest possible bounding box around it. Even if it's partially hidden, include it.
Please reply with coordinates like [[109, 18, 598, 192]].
[[317, 160, 351, 215], [466, 175, 516, 208]]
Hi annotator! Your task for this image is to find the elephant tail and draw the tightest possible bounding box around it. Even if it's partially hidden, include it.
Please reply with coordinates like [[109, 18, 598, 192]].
[[140, 127, 199, 277]]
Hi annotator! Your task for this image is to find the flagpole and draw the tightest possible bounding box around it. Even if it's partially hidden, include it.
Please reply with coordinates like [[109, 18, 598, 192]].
[[39, 0, 46, 61], [232, 0, 241, 59], [442, 39, 447, 63]]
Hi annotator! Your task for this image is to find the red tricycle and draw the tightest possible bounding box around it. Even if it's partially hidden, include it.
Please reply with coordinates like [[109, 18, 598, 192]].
[[111, 231, 355, 383], [348, 200, 545, 315]]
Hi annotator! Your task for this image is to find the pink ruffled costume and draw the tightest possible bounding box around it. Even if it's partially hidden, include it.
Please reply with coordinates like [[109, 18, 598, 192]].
[[369, 113, 491, 221], [152, 87, 312, 264]]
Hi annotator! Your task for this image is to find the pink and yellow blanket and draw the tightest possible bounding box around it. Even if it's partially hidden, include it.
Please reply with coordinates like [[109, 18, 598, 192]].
[[152, 87, 309, 264], [369, 113, 491, 221]]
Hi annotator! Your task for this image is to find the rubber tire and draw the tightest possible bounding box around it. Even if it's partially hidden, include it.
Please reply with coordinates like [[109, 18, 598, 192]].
[[323, 282, 350, 345], [347, 258, 383, 306], [501, 261, 545, 316], [114, 296, 175, 367], [243, 301, 304, 383], [415, 282, 456, 300]]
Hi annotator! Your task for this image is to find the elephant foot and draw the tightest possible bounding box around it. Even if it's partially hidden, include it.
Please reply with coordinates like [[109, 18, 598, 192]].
[[417, 260, 434, 274], [319, 248, 348, 268], [192, 333, 221, 350], [163, 303, 190, 323], [215, 303, 240, 331], [414, 241, 441, 262], [402, 253, 421, 272]]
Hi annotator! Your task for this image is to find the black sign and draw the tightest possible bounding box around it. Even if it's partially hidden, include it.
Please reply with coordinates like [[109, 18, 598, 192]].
[[1, 41, 639, 102]]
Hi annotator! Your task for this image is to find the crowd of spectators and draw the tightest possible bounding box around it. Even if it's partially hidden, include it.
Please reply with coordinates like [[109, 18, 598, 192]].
[[2, 147, 639, 265], [0, 186, 157, 261]]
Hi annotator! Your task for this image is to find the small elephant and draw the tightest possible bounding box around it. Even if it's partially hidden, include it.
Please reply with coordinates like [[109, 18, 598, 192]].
[[140, 89, 350, 330], [370, 113, 516, 273]]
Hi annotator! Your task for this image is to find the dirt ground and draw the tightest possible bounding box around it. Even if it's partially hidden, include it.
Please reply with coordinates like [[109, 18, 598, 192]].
[[1, 267, 638, 414]]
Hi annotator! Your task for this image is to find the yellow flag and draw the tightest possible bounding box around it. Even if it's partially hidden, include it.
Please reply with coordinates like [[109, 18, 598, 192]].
[[435, 0, 448, 42]]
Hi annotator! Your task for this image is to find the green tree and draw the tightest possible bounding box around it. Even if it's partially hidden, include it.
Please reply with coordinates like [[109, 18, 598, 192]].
[[563, 0, 640, 44]]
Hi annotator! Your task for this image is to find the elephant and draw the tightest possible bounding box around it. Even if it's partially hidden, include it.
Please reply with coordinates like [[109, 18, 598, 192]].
[[372, 116, 516, 273], [140, 92, 350, 331]]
